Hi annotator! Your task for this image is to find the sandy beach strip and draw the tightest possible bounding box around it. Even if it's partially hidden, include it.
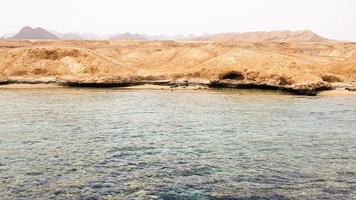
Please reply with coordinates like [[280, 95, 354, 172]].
[[0, 83, 63, 89]]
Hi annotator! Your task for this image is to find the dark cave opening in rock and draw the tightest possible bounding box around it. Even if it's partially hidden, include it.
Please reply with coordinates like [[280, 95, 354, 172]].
[[220, 72, 245, 80]]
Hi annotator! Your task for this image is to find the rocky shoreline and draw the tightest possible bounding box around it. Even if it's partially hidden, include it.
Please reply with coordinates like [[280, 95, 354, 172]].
[[0, 77, 343, 96]]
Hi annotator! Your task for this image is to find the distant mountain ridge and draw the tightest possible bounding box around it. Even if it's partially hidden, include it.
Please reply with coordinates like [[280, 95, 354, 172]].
[[5, 27, 331, 42], [11, 26, 58, 40], [109, 33, 196, 41], [110, 33, 148, 40], [56, 33, 83, 40], [193, 30, 328, 42]]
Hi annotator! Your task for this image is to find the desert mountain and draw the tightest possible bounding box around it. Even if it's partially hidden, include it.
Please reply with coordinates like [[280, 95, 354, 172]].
[[5, 28, 331, 42], [193, 30, 328, 42], [57, 33, 83, 40], [110, 33, 148, 40], [53, 31, 110, 40], [11, 26, 58, 40]]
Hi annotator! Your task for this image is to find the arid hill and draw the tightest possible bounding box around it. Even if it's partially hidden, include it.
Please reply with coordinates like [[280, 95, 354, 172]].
[[0, 40, 355, 95], [11, 26, 59, 40], [193, 30, 328, 42]]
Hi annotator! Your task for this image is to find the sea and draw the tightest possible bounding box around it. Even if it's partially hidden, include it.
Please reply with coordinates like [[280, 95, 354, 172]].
[[0, 88, 355, 199]]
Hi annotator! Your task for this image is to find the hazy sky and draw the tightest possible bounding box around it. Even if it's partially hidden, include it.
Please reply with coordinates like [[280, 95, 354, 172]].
[[1, 0, 355, 41]]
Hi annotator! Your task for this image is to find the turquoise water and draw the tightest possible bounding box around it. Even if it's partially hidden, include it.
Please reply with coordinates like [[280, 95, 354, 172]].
[[0, 88, 355, 199]]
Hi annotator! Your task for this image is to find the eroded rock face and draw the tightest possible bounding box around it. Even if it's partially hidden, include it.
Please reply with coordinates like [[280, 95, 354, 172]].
[[0, 40, 355, 95], [321, 74, 344, 83]]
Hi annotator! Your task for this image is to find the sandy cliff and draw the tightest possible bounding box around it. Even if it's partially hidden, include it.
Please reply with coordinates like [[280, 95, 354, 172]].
[[0, 40, 355, 95]]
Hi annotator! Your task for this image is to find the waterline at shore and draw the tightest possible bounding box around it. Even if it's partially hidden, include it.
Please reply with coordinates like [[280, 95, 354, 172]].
[[1, 83, 356, 96]]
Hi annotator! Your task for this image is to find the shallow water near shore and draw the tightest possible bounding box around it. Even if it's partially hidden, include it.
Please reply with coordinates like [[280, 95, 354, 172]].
[[0, 88, 355, 199]]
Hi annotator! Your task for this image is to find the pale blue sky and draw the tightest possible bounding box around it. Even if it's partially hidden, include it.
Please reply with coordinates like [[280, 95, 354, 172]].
[[1, 0, 355, 41]]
